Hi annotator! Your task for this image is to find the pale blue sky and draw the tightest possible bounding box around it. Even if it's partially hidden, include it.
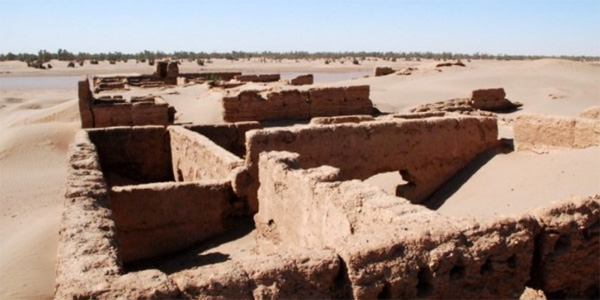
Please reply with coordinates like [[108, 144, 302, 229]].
[[0, 0, 598, 56]]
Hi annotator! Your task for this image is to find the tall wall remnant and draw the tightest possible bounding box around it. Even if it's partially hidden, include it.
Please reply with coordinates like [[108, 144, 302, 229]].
[[234, 74, 281, 83], [222, 85, 374, 122], [289, 74, 314, 85]]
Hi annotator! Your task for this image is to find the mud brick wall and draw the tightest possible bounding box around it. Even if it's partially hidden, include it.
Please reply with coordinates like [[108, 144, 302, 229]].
[[256, 151, 600, 299], [514, 114, 600, 152], [78, 77, 94, 128], [310, 115, 374, 125], [255, 151, 536, 299], [234, 74, 281, 82], [222, 85, 373, 122], [289, 74, 313, 85], [92, 103, 133, 127], [110, 180, 233, 262], [244, 116, 498, 211], [56, 131, 180, 299], [470, 88, 506, 110], [172, 250, 341, 299], [374, 66, 394, 76], [169, 126, 244, 182], [179, 72, 242, 81], [78, 78, 172, 128], [184, 122, 262, 158], [528, 199, 600, 298], [87, 126, 173, 184], [130, 101, 170, 126]]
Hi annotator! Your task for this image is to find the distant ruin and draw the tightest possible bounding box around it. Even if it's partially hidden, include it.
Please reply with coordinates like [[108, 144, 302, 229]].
[[78, 78, 175, 128], [235, 74, 281, 83], [289, 74, 314, 85], [222, 85, 374, 122], [410, 88, 522, 114], [57, 70, 599, 299]]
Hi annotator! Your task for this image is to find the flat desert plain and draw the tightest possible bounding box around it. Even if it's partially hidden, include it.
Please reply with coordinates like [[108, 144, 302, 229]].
[[0, 58, 599, 299]]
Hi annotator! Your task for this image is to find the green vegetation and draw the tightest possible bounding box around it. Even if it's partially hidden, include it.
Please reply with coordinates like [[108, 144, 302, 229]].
[[0, 49, 598, 64]]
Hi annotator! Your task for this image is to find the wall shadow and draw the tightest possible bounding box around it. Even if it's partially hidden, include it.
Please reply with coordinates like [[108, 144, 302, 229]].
[[124, 217, 255, 274], [423, 139, 513, 210]]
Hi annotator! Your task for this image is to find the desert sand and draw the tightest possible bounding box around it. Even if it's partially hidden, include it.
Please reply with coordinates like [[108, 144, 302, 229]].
[[0, 58, 599, 299]]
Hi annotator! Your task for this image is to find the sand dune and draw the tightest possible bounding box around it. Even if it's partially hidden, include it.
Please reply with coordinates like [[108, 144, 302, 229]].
[[0, 58, 598, 299]]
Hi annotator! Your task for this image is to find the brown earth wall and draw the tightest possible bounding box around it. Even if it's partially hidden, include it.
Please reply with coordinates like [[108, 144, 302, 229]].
[[183, 122, 262, 158], [514, 114, 600, 152], [168, 126, 244, 182], [110, 181, 234, 263], [289, 74, 313, 85], [172, 250, 341, 299], [222, 85, 373, 122], [86, 126, 173, 184], [255, 151, 600, 299], [243, 116, 499, 212], [78, 78, 172, 128], [56, 131, 180, 299], [234, 74, 281, 82]]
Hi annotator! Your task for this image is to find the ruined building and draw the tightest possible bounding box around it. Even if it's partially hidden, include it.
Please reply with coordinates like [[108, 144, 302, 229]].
[[55, 71, 600, 299]]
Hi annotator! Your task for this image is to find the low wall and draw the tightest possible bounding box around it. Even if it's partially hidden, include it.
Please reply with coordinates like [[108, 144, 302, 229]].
[[172, 250, 341, 299], [244, 116, 498, 211], [234, 74, 281, 82], [289, 74, 313, 85], [514, 114, 600, 152], [78, 78, 172, 128], [56, 131, 180, 299], [110, 180, 233, 262], [255, 151, 600, 299], [184, 122, 262, 158], [87, 126, 173, 185], [310, 115, 374, 125], [374, 66, 394, 76], [169, 126, 244, 182], [179, 72, 242, 82], [222, 85, 373, 122]]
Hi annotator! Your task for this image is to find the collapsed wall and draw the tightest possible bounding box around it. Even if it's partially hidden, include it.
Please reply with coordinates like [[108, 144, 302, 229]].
[[514, 111, 600, 152], [222, 85, 373, 122], [79, 78, 174, 128], [255, 151, 600, 299], [243, 116, 499, 212]]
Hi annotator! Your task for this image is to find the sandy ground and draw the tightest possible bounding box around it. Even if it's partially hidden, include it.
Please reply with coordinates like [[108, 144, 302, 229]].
[[0, 58, 598, 299]]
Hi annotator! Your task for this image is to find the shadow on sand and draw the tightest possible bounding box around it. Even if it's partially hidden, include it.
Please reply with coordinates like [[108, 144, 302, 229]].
[[423, 139, 514, 210]]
